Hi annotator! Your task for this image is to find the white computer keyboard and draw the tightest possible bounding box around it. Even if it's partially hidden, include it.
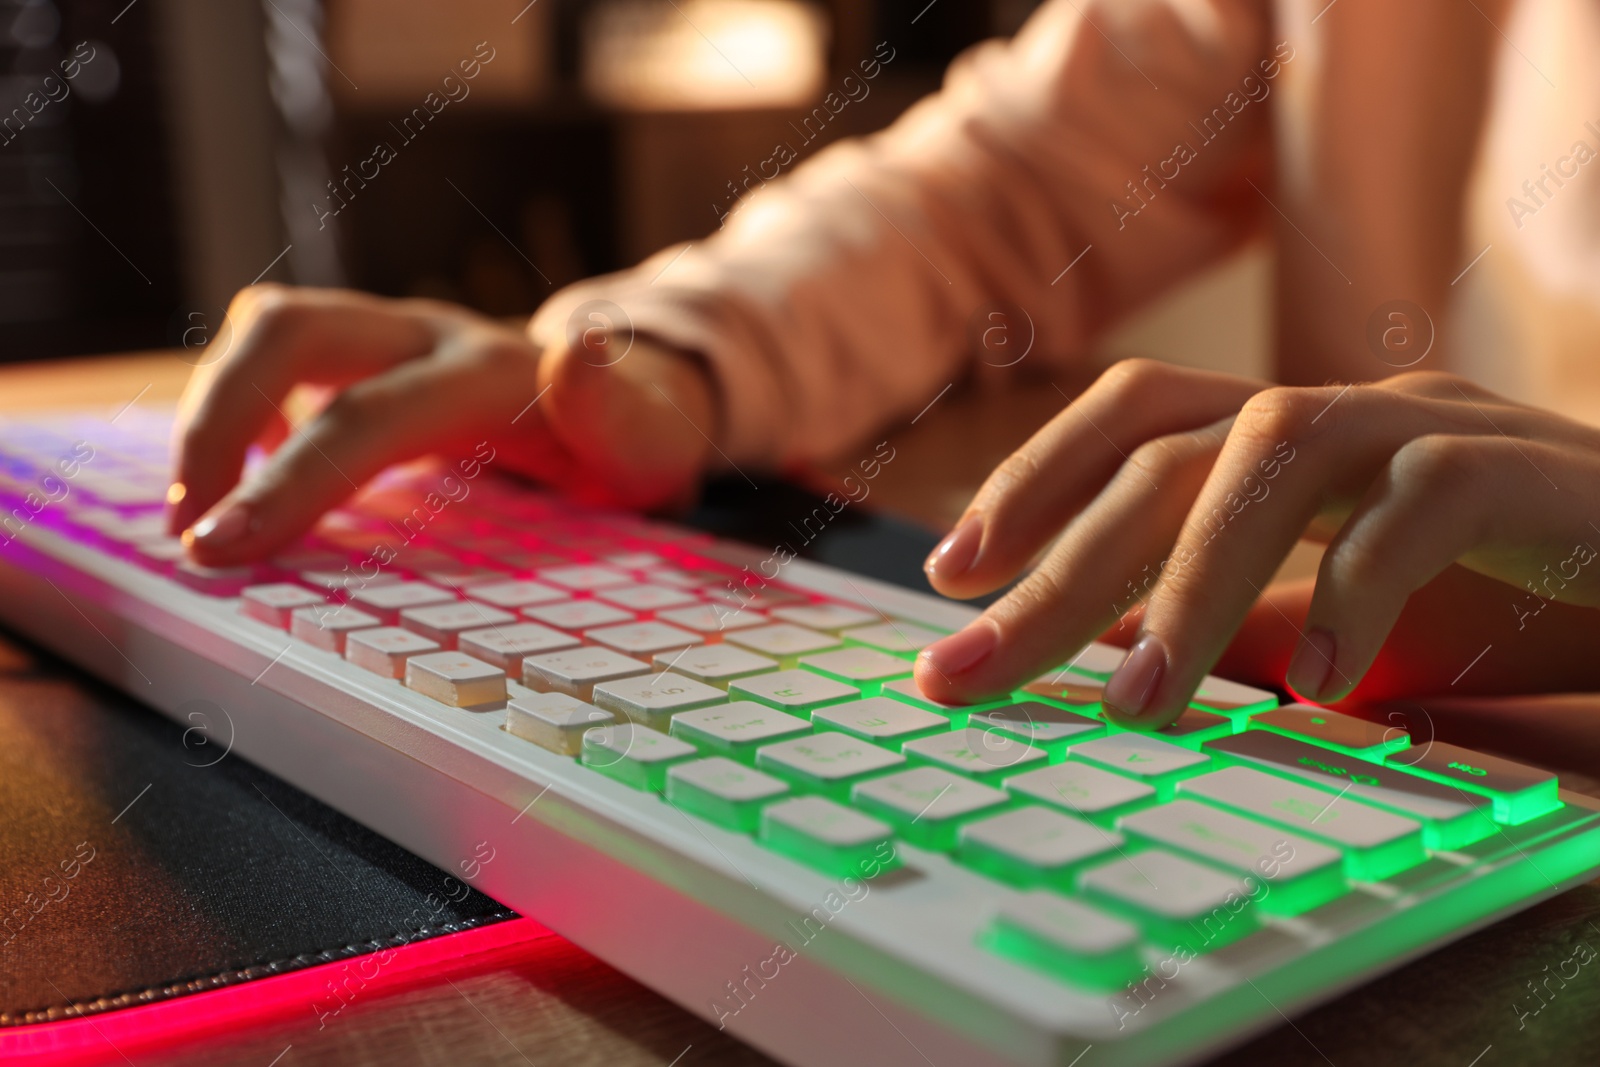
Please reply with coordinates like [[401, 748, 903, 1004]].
[[1, 408, 1597, 1067]]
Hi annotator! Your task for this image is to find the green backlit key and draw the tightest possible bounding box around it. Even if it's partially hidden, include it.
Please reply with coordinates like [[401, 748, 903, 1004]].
[[811, 697, 948, 750], [591, 671, 725, 730], [1251, 704, 1409, 758], [839, 620, 947, 656], [581, 723, 698, 791], [879, 677, 1011, 725], [1178, 766, 1426, 881], [969, 701, 1104, 759], [670, 702, 812, 762], [982, 891, 1144, 989], [729, 668, 859, 713], [759, 796, 900, 878], [902, 728, 1048, 783], [958, 806, 1124, 889], [1152, 709, 1235, 748], [852, 767, 1009, 849], [1386, 741, 1561, 825], [1189, 676, 1278, 717], [1079, 849, 1260, 952], [1005, 762, 1157, 825], [1019, 670, 1105, 712], [656, 644, 778, 687], [1070, 733, 1211, 797], [666, 757, 791, 832], [755, 732, 905, 799], [1118, 800, 1347, 915], [798, 646, 912, 686]]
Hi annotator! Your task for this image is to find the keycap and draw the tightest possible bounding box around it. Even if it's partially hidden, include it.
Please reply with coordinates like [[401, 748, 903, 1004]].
[[759, 795, 899, 878], [92, 512, 170, 542], [811, 697, 947, 750], [703, 585, 805, 610], [1178, 766, 1425, 881], [240, 583, 326, 628], [132, 536, 188, 563], [670, 703, 812, 762], [968, 702, 1104, 758], [290, 603, 380, 653], [581, 723, 697, 791], [592, 672, 725, 729], [505, 691, 614, 755], [1154, 708, 1235, 748], [902, 728, 1048, 783], [522, 600, 634, 631], [667, 757, 791, 832], [653, 603, 767, 634], [1204, 731, 1496, 849], [1004, 762, 1157, 823], [959, 807, 1124, 888], [1070, 733, 1211, 795], [839, 621, 947, 655], [1118, 800, 1346, 915], [729, 668, 859, 713], [1079, 849, 1260, 951], [851, 766, 1009, 849], [173, 560, 255, 595], [539, 564, 634, 590], [797, 647, 912, 684], [1189, 675, 1278, 716], [604, 550, 668, 569], [420, 567, 508, 591], [725, 623, 841, 663], [755, 732, 905, 800], [1252, 704, 1408, 758], [399, 601, 518, 648], [404, 651, 507, 708], [1019, 669, 1106, 711], [585, 620, 701, 658], [300, 569, 400, 594], [654, 644, 777, 687], [594, 583, 700, 611], [1386, 741, 1561, 825], [350, 581, 456, 623], [458, 622, 580, 673], [879, 677, 1011, 725], [1060, 642, 1130, 678], [346, 626, 442, 679], [465, 579, 568, 609], [983, 891, 1144, 989], [768, 603, 879, 632], [522, 647, 650, 701]]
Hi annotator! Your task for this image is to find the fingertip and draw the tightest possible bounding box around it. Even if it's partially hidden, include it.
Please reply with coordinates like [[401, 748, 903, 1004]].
[[916, 619, 1000, 701], [923, 516, 983, 591], [1100, 634, 1171, 727]]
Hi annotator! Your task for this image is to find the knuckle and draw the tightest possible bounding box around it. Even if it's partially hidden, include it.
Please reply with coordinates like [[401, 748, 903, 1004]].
[[981, 447, 1046, 503], [1390, 433, 1484, 491], [1095, 357, 1169, 405], [1125, 433, 1195, 485], [1383, 370, 1463, 395], [1233, 386, 1331, 449]]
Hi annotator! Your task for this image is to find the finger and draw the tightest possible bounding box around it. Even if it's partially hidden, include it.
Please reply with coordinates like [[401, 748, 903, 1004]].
[[167, 286, 435, 535], [914, 421, 1227, 702], [923, 359, 1266, 599], [184, 331, 542, 565]]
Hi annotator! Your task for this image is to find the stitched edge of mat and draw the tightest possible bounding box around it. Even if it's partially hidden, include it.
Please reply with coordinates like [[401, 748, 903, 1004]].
[[1, 909, 520, 1027]]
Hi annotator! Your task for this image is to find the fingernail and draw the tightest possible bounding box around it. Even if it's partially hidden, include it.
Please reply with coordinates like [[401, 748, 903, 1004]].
[[1286, 627, 1337, 701], [921, 620, 998, 677], [186, 501, 254, 549], [924, 516, 983, 581], [1103, 635, 1167, 720]]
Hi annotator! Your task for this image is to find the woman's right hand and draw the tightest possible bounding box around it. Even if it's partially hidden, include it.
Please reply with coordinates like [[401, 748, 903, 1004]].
[[167, 284, 719, 566]]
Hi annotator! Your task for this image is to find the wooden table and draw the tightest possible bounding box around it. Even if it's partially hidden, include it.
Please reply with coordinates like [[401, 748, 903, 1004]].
[[3, 353, 1599, 1067]]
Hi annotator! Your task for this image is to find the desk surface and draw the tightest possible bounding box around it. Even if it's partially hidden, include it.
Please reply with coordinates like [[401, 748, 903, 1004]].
[[3, 353, 1600, 1067]]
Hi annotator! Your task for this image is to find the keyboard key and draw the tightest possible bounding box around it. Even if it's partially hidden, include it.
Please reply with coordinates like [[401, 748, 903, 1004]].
[[1070, 733, 1211, 796], [132, 536, 188, 564], [851, 766, 1009, 848], [1190, 676, 1278, 716], [594, 583, 700, 611], [350, 581, 456, 623], [399, 601, 518, 648], [725, 623, 841, 663], [653, 603, 767, 634], [94, 513, 170, 543], [290, 603, 380, 653], [539, 564, 634, 590], [768, 603, 879, 632], [592, 672, 725, 729], [465, 579, 568, 609], [505, 691, 614, 755], [755, 732, 905, 800], [798, 647, 912, 685], [1079, 849, 1260, 951], [1178, 766, 1425, 881], [404, 651, 507, 708], [729, 668, 859, 713], [654, 644, 777, 687], [1005, 763, 1157, 823], [1386, 741, 1561, 825], [759, 795, 899, 877], [522, 647, 650, 701], [1118, 800, 1346, 915], [458, 622, 580, 673], [1019, 669, 1106, 711], [960, 807, 1124, 888], [879, 677, 1011, 725], [840, 621, 947, 655], [1060, 642, 1130, 678], [346, 626, 442, 679], [968, 702, 1104, 758], [667, 757, 791, 832], [1153, 708, 1235, 748], [240, 583, 326, 628], [983, 891, 1143, 989], [522, 600, 634, 631], [670, 703, 812, 762], [604, 550, 668, 569], [704, 585, 805, 610], [1204, 731, 1496, 849], [811, 697, 947, 750], [902, 728, 1048, 783], [581, 723, 697, 791], [173, 560, 256, 595], [300, 569, 400, 594], [1252, 704, 1408, 758], [585, 621, 701, 658]]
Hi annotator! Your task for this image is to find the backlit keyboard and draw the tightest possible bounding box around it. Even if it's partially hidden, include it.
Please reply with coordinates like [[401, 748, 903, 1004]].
[[1, 409, 1598, 1067]]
